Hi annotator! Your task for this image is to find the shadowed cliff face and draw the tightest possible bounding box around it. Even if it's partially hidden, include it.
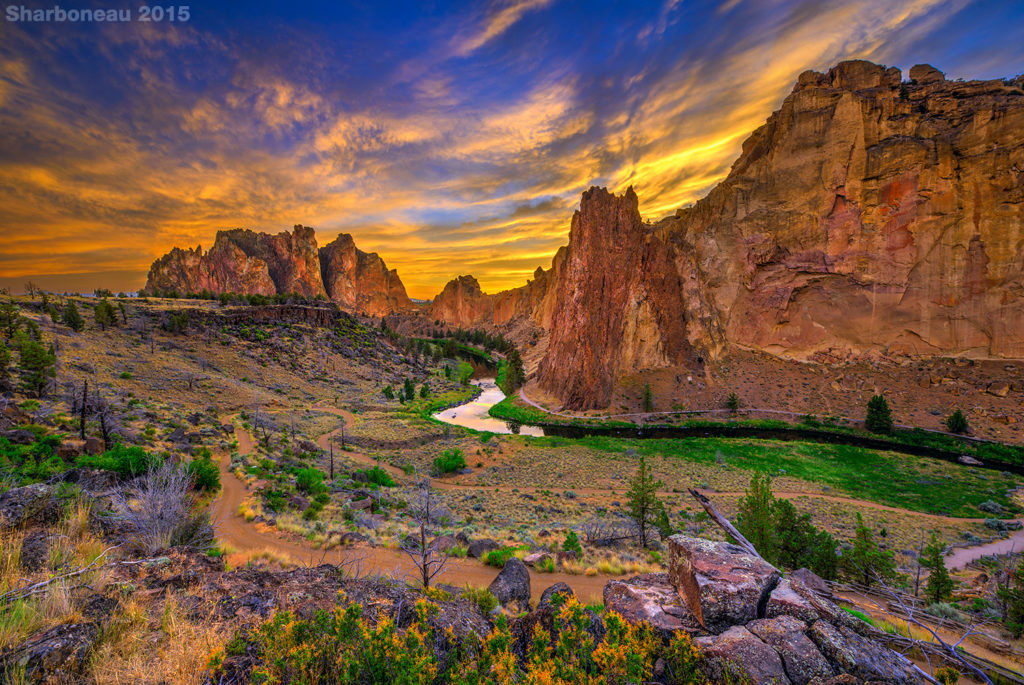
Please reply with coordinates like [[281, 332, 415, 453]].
[[535, 187, 696, 409], [146, 226, 413, 316]]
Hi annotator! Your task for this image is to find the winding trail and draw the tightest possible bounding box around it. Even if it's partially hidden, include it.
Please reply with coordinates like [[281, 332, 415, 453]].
[[209, 417, 610, 604]]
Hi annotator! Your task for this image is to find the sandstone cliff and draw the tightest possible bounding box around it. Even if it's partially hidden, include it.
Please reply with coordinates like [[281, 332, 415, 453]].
[[146, 226, 412, 316], [535, 60, 1024, 408]]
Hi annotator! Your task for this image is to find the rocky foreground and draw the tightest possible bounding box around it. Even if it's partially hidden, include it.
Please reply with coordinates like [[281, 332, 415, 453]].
[[1, 475, 927, 684]]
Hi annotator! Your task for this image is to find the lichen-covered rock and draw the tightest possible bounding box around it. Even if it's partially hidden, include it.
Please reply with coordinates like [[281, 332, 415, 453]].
[[766, 578, 868, 636], [538, 582, 574, 609], [603, 573, 703, 637], [696, 625, 791, 684], [467, 538, 499, 559], [0, 483, 59, 531], [807, 620, 919, 684], [747, 615, 835, 685], [488, 558, 531, 611], [667, 535, 781, 632], [0, 622, 98, 684]]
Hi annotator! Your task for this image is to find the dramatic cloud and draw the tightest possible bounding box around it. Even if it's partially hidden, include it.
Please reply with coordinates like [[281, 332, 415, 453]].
[[0, 0, 1021, 297]]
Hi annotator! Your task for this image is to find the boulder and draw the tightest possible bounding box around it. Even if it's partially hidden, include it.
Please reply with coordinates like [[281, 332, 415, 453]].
[[696, 625, 791, 684], [603, 574, 703, 637], [909, 63, 945, 84], [668, 535, 781, 632], [790, 568, 831, 598], [987, 381, 1010, 397], [468, 538, 499, 559], [0, 622, 99, 683], [766, 578, 867, 635], [0, 483, 60, 530], [84, 436, 104, 455], [523, 552, 552, 567], [488, 558, 530, 611], [510, 599, 604, 661], [747, 615, 835, 685], [2, 429, 37, 445], [430, 535, 459, 552], [538, 582, 574, 610], [807, 620, 918, 684]]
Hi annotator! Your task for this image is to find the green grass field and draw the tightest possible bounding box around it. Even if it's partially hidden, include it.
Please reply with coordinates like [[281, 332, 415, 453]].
[[536, 434, 1020, 519]]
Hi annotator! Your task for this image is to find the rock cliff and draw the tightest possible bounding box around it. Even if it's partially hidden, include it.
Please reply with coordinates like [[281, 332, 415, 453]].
[[146, 226, 412, 316], [535, 60, 1024, 408]]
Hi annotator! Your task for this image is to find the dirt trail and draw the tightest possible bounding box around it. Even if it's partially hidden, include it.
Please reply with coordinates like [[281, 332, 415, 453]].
[[945, 528, 1024, 569], [210, 422, 610, 604]]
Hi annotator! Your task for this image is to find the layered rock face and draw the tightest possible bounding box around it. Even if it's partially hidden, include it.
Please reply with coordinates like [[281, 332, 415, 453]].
[[146, 226, 412, 316], [605, 535, 922, 684], [318, 233, 414, 316], [535, 60, 1024, 408], [536, 187, 698, 408]]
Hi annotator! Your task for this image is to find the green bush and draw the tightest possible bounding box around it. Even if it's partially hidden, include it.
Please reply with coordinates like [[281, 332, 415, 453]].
[[264, 489, 286, 513], [353, 466, 395, 487], [461, 585, 498, 613], [483, 546, 518, 567], [187, 455, 220, 492], [295, 467, 325, 495], [432, 448, 466, 476], [563, 530, 583, 557], [77, 444, 162, 477], [945, 409, 969, 434]]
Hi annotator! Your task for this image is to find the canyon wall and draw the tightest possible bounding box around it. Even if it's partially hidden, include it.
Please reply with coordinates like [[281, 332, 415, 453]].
[[146, 226, 413, 316], [534, 60, 1024, 408]]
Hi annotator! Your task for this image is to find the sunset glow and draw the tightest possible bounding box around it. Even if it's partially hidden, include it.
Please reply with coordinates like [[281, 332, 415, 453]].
[[1, 0, 1022, 297]]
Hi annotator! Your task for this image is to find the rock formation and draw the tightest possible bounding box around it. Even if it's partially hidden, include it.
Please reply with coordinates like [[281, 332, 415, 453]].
[[146, 226, 412, 316], [318, 233, 414, 316], [534, 60, 1024, 408], [605, 535, 923, 684]]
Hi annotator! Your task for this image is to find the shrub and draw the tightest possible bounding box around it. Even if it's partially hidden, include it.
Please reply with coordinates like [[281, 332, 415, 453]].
[[563, 530, 583, 557], [461, 585, 498, 613], [536, 556, 556, 573], [945, 409, 969, 434], [865, 395, 893, 433], [112, 463, 213, 553], [78, 445, 163, 477], [295, 467, 325, 495], [483, 546, 518, 567], [432, 448, 465, 476], [925, 602, 962, 621], [186, 456, 220, 492], [354, 466, 395, 487], [216, 597, 673, 685]]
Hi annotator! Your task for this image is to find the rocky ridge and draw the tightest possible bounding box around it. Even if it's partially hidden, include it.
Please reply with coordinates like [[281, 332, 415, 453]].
[[145, 226, 414, 317]]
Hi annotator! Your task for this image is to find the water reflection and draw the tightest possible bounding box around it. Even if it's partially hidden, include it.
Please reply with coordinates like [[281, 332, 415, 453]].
[[432, 379, 545, 437]]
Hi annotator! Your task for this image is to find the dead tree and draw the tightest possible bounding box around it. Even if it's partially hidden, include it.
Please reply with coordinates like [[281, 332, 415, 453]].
[[874, 575, 994, 685], [398, 475, 452, 589]]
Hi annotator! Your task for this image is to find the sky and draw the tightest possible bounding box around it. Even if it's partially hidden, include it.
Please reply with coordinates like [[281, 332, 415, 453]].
[[0, 0, 1022, 298]]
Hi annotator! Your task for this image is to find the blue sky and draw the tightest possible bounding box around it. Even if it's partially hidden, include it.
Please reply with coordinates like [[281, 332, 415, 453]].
[[1, 0, 1022, 296]]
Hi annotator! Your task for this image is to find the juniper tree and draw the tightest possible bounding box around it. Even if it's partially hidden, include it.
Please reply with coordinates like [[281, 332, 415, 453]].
[[94, 299, 118, 330], [642, 383, 653, 412], [626, 454, 663, 548], [945, 409, 969, 434], [737, 472, 776, 557], [840, 512, 897, 586], [865, 394, 893, 433], [922, 532, 954, 604], [17, 336, 56, 397], [63, 301, 84, 332]]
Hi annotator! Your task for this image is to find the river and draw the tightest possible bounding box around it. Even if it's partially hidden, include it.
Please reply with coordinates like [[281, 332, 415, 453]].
[[432, 379, 545, 436]]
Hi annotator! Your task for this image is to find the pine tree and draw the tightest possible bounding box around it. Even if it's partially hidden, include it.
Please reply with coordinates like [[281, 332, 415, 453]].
[[419, 383, 430, 398], [737, 473, 777, 558], [654, 501, 674, 540], [642, 383, 653, 412], [382, 385, 394, 400], [626, 454, 663, 548], [403, 378, 415, 401], [17, 336, 56, 397], [63, 301, 84, 332], [922, 532, 954, 604], [726, 392, 740, 412], [0, 343, 10, 390], [840, 513, 897, 586], [94, 298, 117, 330], [0, 300, 19, 339], [945, 409, 969, 434], [865, 395, 893, 433]]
